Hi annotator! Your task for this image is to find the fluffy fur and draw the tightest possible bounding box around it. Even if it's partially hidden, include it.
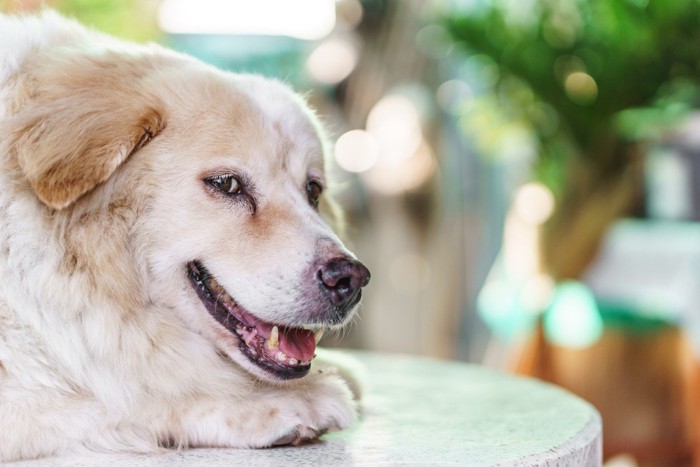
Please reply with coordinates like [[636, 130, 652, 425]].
[[0, 11, 369, 462]]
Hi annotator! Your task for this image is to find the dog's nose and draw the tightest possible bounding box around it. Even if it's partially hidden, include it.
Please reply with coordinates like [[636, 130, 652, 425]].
[[318, 257, 371, 308]]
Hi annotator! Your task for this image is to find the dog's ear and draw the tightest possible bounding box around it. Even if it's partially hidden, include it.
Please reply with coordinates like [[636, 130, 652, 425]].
[[6, 50, 166, 210]]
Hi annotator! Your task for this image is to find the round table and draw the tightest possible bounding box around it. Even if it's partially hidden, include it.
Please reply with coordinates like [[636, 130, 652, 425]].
[[15, 351, 601, 466]]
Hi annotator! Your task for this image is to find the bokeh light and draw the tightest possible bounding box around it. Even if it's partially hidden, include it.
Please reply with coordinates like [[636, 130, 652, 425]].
[[334, 130, 379, 173], [564, 71, 598, 105], [306, 38, 358, 85], [513, 182, 555, 225], [158, 0, 336, 40], [335, 0, 363, 30], [436, 79, 473, 115], [544, 281, 603, 348], [363, 140, 436, 194], [366, 94, 423, 164]]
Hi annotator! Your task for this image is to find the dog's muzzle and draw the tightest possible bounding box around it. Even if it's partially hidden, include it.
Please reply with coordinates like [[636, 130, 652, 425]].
[[187, 257, 370, 380]]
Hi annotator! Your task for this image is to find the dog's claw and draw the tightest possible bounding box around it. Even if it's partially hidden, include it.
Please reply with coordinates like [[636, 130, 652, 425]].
[[271, 432, 298, 446], [271, 425, 326, 447]]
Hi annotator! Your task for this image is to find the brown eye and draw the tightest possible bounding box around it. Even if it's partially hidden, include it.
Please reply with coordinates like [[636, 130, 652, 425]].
[[307, 180, 323, 209], [207, 175, 242, 195]]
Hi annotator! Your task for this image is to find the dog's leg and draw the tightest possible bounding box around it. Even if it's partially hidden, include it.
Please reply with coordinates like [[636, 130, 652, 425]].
[[162, 366, 357, 449]]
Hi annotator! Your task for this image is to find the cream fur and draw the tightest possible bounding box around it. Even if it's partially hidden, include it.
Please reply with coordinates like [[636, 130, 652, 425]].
[[0, 11, 363, 462]]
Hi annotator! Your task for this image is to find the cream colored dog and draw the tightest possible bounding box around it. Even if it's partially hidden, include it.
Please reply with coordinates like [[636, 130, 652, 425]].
[[0, 11, 370, 462]]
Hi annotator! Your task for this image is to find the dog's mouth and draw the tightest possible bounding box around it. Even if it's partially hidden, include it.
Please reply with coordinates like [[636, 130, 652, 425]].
[[187, 261, 322, 380]]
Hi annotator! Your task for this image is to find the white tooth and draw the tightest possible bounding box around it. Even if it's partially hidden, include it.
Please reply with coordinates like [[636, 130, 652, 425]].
[[314, 328, 325, 344], [276, 351, 287, 362], [266, 326, 279, 350], [289, 358, 298, 366]]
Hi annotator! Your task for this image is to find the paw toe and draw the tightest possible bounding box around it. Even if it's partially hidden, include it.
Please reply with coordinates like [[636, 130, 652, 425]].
[[272, 425, 325, 447], [271, 431, 299, 446]]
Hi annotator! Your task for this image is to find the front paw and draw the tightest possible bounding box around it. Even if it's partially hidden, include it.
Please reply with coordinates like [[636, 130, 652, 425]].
[[170, 363, 358, 449], [261, 369, 357, 447]]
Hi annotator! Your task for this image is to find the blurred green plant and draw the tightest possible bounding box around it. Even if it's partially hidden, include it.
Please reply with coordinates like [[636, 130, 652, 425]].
[[29, 0, 161, 42], [0, 0, 160, 41], [445, 0, 700, 278], [447, 0, 700, 166]]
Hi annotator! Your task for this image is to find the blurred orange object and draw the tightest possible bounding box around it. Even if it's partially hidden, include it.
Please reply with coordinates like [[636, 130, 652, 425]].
[[514, 323, 698, 466]]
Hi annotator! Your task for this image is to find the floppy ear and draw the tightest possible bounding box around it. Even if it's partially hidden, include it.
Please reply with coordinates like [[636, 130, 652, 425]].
[[7, 51, 166, 210]]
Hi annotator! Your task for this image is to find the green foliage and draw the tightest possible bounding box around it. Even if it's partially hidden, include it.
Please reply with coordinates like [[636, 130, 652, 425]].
[[445, 0, 700, 166], [55, 0, 161, 42]]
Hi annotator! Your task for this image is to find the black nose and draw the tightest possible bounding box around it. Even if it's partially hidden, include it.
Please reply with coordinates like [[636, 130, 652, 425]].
[[318, 257, 371, 308]]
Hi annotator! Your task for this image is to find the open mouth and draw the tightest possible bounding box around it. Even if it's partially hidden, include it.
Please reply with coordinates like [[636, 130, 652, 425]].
[[187, 261, 322, 380]]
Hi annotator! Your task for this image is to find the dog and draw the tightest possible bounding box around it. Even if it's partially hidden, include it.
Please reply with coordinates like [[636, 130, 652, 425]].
[[0, 10, 370, 462]]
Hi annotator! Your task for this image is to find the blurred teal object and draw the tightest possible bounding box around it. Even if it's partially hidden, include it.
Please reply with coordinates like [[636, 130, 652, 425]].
[[478, 273, 604, 348], [543, 281, 603, 348], [477, 276, 535, 341], [478, 219, 693, 349], [166, 34, 310, 84], [478, 274, 674, 348], [476, 254, 540, 341], [596, 301, 673, 335]]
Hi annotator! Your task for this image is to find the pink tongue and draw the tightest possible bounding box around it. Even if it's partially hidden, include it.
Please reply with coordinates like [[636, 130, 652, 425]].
[[279, 327, 316, 362], [238, 312, 316, 362]]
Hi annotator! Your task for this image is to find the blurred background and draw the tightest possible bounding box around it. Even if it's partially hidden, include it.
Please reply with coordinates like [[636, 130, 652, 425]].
[[4, 0, 700, 465]]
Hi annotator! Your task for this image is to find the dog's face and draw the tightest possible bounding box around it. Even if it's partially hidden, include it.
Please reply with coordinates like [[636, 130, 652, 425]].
[[138, 73, 371, 382], [7, 45, 369, 382]]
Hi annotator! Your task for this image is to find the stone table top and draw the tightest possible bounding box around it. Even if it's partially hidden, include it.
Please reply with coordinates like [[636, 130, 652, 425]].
[[13, 351, 602, 466]]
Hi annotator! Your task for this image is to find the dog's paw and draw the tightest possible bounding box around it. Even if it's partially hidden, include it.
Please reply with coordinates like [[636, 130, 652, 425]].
[[254, 369, 357, 448], [172, 363, 358, 449]]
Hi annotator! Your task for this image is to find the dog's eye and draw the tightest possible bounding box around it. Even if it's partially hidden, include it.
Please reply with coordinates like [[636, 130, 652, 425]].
[[207, 175, 242, 195], [307, 180, 323, 209]]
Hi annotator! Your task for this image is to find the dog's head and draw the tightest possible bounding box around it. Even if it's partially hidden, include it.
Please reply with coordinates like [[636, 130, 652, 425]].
[[6, 30, 369, 382]]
